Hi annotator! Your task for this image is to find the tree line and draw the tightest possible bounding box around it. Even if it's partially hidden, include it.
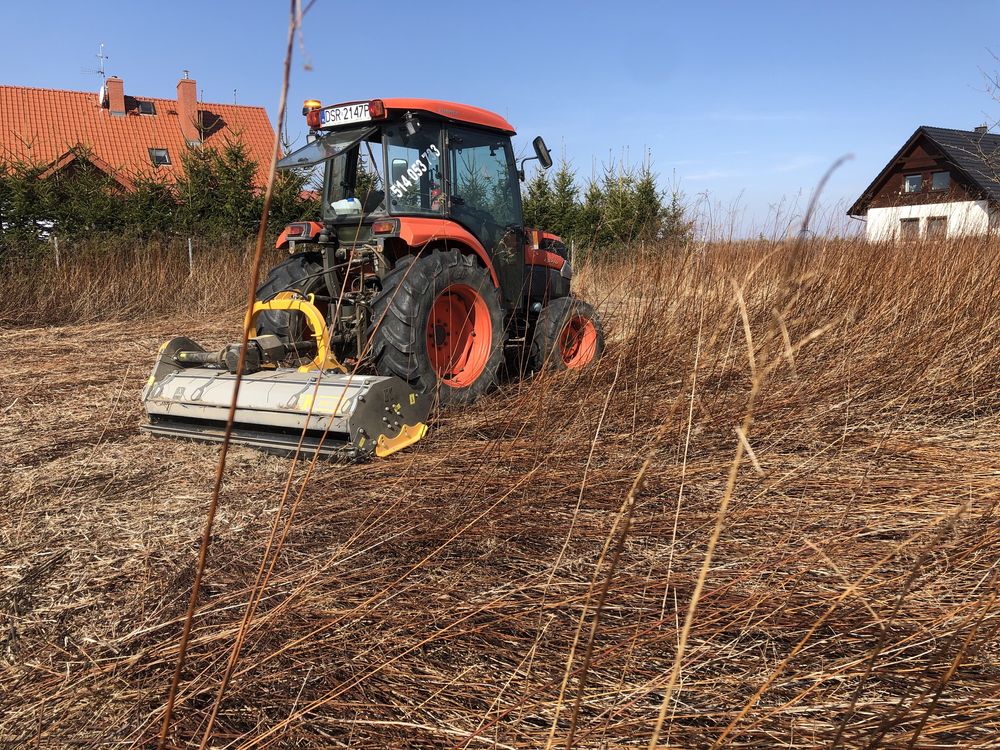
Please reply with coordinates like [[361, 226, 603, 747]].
[[1, 139, 693, 259], [521, 157, 694, 257], [0, 139, 317, 255]]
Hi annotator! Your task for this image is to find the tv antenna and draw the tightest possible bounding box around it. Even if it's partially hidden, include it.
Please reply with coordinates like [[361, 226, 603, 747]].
[[81, 43, 109, 80]]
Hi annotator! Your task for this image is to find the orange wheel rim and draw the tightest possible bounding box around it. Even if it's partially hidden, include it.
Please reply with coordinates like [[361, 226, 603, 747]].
[[425, 283, 492, 388], [559, 315, 598, 369]]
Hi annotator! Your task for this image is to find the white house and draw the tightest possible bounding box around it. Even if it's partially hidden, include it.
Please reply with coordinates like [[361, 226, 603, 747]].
[[849, 126, 1000, 241]]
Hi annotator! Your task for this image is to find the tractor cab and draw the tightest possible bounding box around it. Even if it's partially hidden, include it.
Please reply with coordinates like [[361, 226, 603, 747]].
[[279, 98, 550, 226], [142, 97, 603, 462], [277, 98, 554, 309]]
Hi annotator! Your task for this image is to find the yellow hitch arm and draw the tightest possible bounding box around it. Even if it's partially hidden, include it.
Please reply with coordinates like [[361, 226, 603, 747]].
[[246, 292, 347, 373]]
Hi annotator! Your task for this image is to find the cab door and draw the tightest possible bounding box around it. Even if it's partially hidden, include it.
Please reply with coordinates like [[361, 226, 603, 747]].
[[445, 126, 524, 310]]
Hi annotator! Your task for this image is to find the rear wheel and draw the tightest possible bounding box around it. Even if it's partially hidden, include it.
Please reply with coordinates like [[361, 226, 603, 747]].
[[530, 296, 605, 372], [254, 251, 326, 340], [368, 250, 504, 405]]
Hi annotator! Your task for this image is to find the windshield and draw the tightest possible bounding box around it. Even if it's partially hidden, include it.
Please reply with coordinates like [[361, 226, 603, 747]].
[[383, 121, 443, 216], [276, 126, 376, 169], [278, 126, 385, 222], [319, 129, 388, 221], [280, 120, 445, 223]]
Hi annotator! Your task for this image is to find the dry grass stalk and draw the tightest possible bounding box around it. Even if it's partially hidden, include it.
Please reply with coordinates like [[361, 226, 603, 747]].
[[1, 235, 999, 748]]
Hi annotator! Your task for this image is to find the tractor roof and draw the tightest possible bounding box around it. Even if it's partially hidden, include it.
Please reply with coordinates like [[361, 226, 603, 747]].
[[379, 98, 515, 135]]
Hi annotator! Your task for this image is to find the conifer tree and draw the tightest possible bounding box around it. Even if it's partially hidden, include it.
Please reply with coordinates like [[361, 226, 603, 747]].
[[522, 168, 554, 229], [214, 139, 263, 237], [549, 159, 580, 240], [577, 177, 605, 252], [661, 189, 695, 244], [633, 162, 664, 241]]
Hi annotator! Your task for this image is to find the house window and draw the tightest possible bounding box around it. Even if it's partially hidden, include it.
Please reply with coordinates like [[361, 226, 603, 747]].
[[931, 171, 950, 191], [149, 148, 171, 166], [903, 174, 922, 193], [927, 216, 947, 238], [137, 100, 156, 116], [900, 218, 920, 240]]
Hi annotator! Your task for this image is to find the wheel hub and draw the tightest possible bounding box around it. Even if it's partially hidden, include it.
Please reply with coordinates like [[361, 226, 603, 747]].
[[433, 323, 448, 347], [425, 284, 492, 388], [560, 315, 599, 369]]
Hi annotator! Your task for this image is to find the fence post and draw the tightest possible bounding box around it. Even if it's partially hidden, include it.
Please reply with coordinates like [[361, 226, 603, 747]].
[[54, 235, 60, 269], [188, 237, 193, 277], [570, 239, 575, 268]]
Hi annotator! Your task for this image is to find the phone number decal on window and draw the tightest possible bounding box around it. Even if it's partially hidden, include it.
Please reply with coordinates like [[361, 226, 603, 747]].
[[389, 145, 440, 199]]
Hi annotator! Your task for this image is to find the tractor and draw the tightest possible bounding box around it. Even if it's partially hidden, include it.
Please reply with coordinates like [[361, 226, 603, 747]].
[[141, 98, 604, 458]]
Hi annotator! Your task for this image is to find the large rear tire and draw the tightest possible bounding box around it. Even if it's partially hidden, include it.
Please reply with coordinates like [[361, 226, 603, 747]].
[[368, 251, 504, 405], [530, 296, 605, 372], [254, 251, 326, 340]]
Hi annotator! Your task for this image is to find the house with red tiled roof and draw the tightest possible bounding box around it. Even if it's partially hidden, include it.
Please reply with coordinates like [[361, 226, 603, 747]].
[[0, 74, 275, 190]]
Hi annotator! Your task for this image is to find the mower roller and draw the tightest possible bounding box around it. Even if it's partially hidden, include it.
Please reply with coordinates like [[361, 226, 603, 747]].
[[142, 97, 605, 459]]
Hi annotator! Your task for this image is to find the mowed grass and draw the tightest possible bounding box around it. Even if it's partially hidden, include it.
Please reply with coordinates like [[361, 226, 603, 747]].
[[1, 235, 999, 748]]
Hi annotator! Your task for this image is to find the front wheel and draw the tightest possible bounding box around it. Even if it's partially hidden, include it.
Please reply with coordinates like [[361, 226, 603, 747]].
[[368, 250, 505, 405], [530, 297, 605, 372]]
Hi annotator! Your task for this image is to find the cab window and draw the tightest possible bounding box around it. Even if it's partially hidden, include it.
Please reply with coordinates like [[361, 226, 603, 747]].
[[384, 122, 443, 215], [447, 127, 520, 232]]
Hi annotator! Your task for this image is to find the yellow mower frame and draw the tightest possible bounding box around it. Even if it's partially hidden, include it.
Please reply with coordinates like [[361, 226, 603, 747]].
[[245, 292, 347, 374]]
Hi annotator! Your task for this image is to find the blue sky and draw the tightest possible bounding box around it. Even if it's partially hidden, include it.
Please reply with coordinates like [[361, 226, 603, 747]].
[[3, 0, 1000, 234]]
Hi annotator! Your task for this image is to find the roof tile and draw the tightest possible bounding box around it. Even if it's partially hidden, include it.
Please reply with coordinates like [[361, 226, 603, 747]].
[[0, 83, 275, 187], [850, 126, 1000, 215], [920, 126, 1000, 202]]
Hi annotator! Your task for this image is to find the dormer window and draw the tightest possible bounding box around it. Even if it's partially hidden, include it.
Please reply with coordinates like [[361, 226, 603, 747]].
[[903, 174, 922, 193], [149, 148, 171, 166], [137, 100, 156, 116], [931, 171, 950, 191]]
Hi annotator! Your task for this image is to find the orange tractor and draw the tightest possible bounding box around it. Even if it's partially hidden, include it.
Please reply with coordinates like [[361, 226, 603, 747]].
[[142, 98, 603, 458]]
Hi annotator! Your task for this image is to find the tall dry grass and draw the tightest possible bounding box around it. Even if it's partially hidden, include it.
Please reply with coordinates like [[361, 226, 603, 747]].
[[0, 239, 262, 326], [1, 233, 999, 748]]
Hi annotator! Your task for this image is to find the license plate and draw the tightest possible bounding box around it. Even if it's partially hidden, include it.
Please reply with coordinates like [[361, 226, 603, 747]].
[[320, 102, 371, 128]]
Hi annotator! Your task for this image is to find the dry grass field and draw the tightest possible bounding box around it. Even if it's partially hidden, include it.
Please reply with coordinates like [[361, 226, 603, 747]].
[[2, 237, 999, 748]]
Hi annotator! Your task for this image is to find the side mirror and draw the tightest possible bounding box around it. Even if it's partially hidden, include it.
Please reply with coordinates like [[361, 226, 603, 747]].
[[391, 158, 408, 185], [533, 136, 553, 170]]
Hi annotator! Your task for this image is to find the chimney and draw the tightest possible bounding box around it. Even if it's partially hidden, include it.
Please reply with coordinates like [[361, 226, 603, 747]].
[[106, 76, 125, 116], [975, 124, 988, 134], [177, 73, 200, 144]]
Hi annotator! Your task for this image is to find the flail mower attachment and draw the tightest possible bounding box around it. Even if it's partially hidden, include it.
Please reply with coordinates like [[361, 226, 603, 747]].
[[141, 296, 430, 460]]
